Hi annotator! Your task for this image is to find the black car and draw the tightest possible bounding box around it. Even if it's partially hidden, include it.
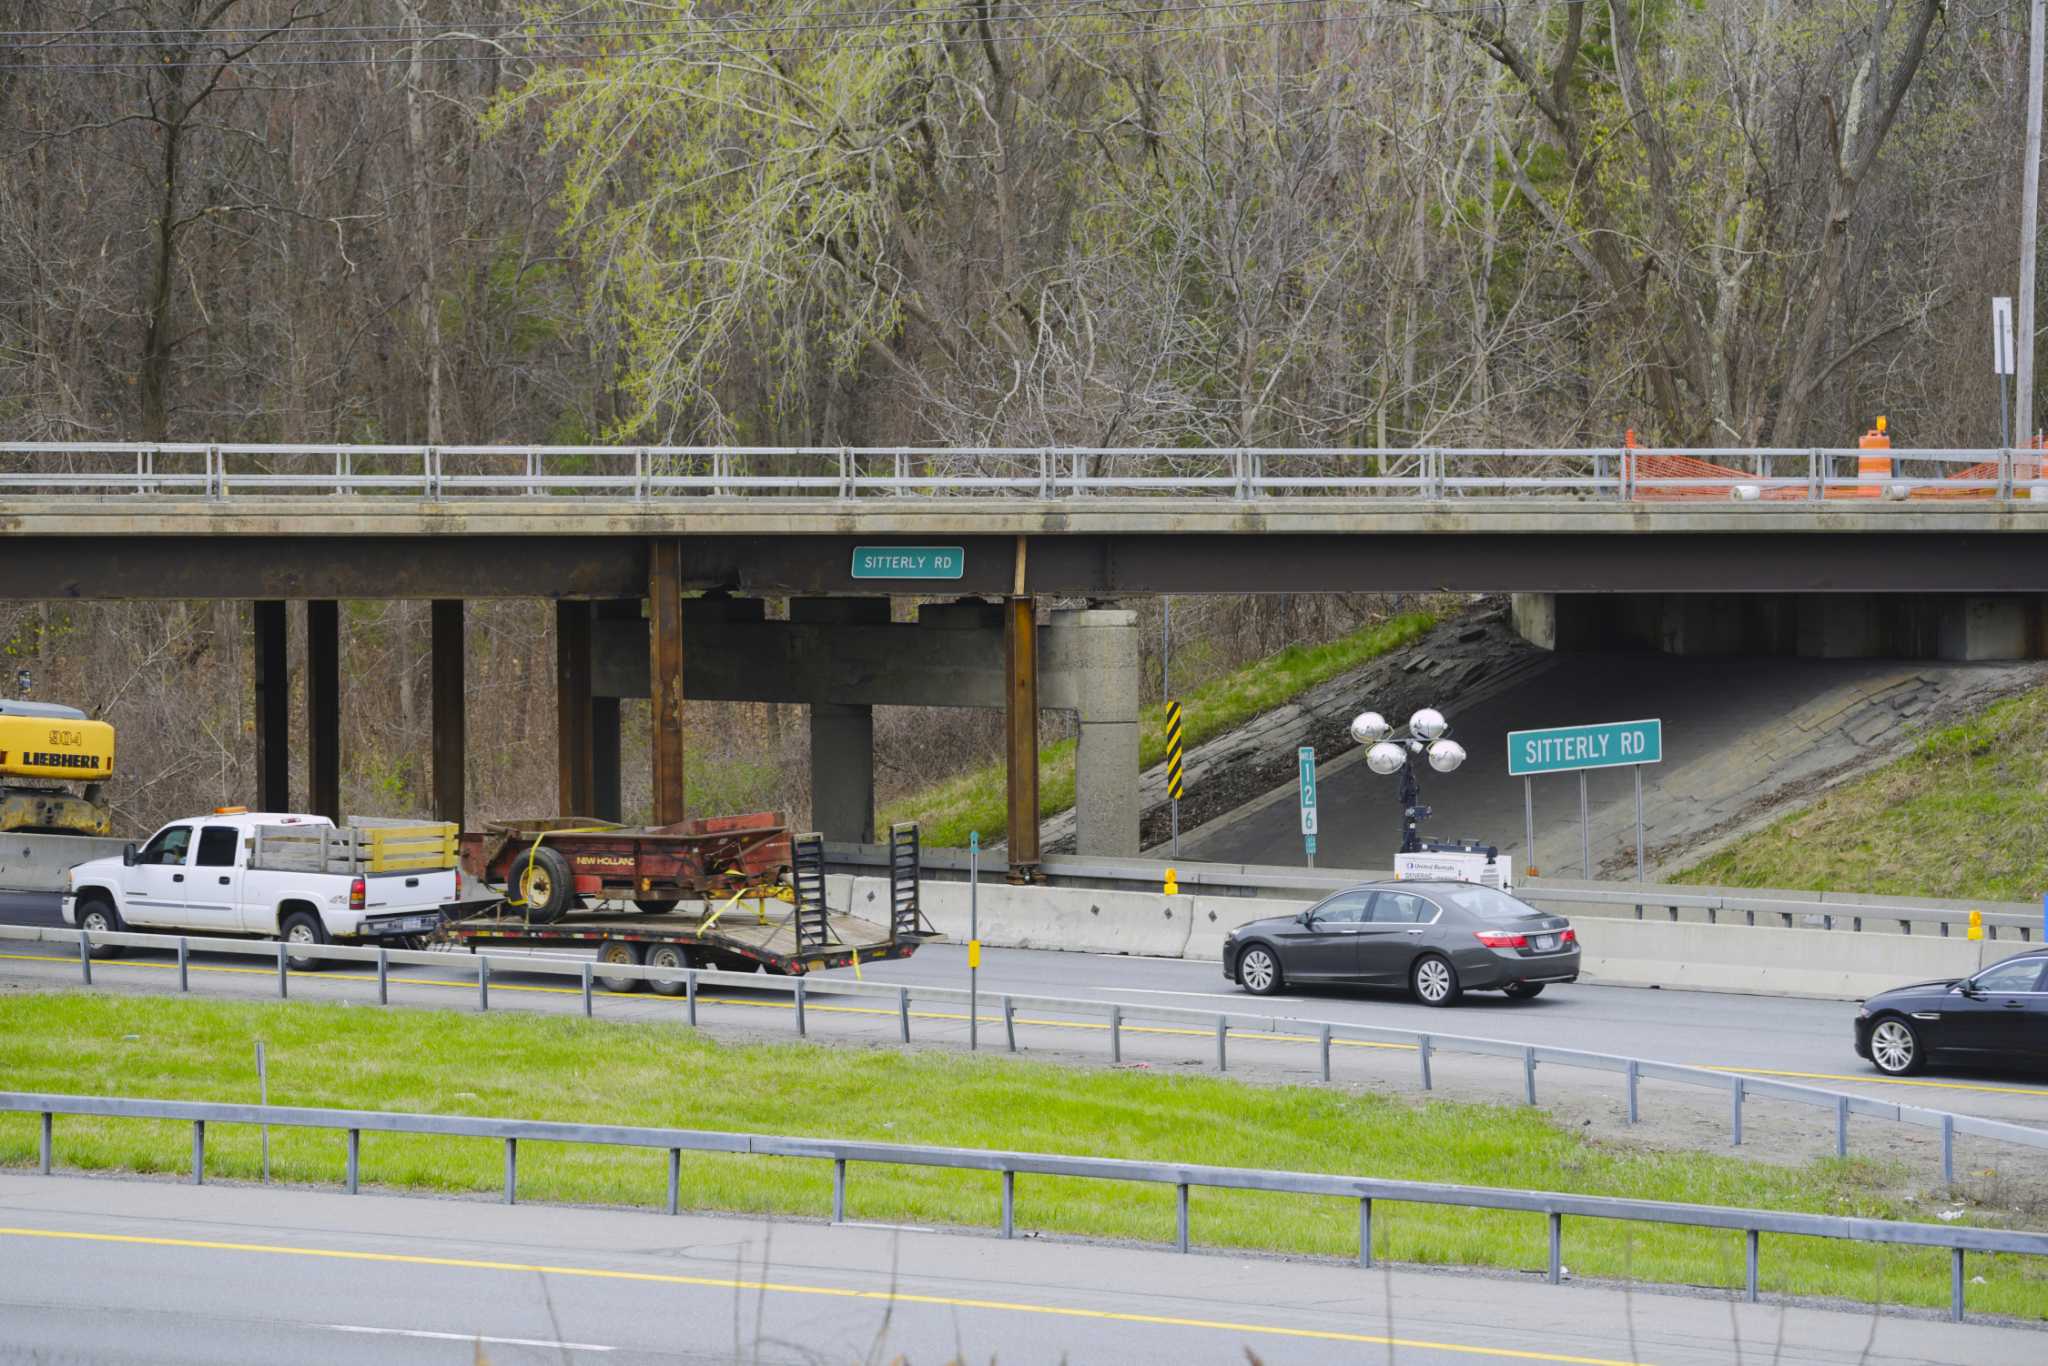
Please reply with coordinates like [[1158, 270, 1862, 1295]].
[[1855, 950, 2048, 1076], [1222, 880, 1580, 1007]]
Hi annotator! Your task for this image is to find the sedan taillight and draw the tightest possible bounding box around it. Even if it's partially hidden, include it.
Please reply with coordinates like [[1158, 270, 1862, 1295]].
[[1475, 929, 1527, 949], [1561, 927, 1577, 944]]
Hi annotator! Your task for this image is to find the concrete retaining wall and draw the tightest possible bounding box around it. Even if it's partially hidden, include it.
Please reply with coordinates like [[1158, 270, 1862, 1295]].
[[865, 877, 2008, 1000], [0, 833, 126, 893]]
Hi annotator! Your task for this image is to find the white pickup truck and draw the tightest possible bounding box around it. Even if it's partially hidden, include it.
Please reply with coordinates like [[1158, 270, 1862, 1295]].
[[63, 810, 461, 965]]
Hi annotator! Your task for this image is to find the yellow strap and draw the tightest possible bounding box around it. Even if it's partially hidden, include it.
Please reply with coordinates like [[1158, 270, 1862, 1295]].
[[850, 947, 862, 980], [699, 880, 752, 934]]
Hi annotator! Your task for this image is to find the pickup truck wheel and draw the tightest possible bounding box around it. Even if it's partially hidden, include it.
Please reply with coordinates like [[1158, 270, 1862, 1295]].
[[280, 911, 331, 971], [510, 846, 575, 924], [595, 939, 645, 993], [76, 896, 126, 959], [645, 943, 691, 996]]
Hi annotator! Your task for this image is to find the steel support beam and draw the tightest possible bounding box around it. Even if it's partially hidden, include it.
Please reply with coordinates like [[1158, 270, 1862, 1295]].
[[555, 601, 594, 818], [1004, 594, 1041, 880], [591, 698, 622, 825], [305, 600, 340, 821], [430, 600, 465, 827], [252, 601, 288, 812], [649, 539, 686, 828]]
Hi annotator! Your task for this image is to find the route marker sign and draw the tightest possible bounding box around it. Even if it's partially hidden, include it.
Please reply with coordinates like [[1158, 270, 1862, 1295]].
[[1507, 718, 1662, 777], [850, 546, 964, 580], [1297, 746, 1319, 865]]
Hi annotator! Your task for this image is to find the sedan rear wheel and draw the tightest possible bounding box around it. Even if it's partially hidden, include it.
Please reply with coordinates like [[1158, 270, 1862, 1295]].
[[1238, 945, 1283, 996], [1869, 1017, 1923, 1076], [1411, 954, 1461, 1008]]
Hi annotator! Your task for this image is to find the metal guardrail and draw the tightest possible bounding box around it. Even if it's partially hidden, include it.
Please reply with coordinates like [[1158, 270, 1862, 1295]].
[[3, 923, 2041, 1186], [0, 442, 2044, 503], [828, 845, 2043, 940], [3, 1089, 2042, 1322]]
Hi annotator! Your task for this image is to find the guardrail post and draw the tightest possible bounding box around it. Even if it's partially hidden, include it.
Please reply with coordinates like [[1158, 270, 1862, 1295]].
[[1523, 1047, 1537, 1105], [795, 976, 807, 1035], [1835, 1095, 1849, 1158], [1002, 995, 1016, 1052], [1667, 905, 1678, 923], [39, 1112, 52, 1174], [1318, 1024, 1332, 1083], [276, 941, 287, 998], [1940, 920, 1950, 938], [1359, 1198, 1373, 1268], [377, 947, 389, 1005], [1633, 904, 1642, 921], [1176, 1183, 1191, 1252], [1625, 1059, 1639, 1125], [177, 937, 188, 991], [478, 956, 490, 1011], [1899, 919, 1912, 936], [1952, 1248, 1966, 1322], [1746, 909, 1756, 927], [1745, 1230, 1760, 1302], [898, 987, 911, 1043], [1110, 1005, 1121, 1063], [1730, 1076, 1744, 1146], [687, 969, 698, 1026], [832, 1158, 846, 1222], [1417, 1033, 1432, 1090], [1215, 1018, 1228, 1072], [1546, 1212, 1562, 1284], [1941, 1113, 1955, 1187], [1001, 1170, 1015, 1238], [78, 930, 90, 985], [191, 1120, 205, 1185], [580, 961, 593, 1017], [1852, 916, 1862, 932], [667, 1148, 680, 1214], [503, 1138, 516, 1205]]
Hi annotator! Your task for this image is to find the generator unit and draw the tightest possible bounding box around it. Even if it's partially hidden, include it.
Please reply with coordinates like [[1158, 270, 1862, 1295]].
[[1393, 838, 1513, 893]]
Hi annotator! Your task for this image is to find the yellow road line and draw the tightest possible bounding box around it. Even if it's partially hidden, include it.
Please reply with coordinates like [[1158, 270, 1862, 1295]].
[[8, 949, 2047, 1101], [0, 1225, 1648, 1365]]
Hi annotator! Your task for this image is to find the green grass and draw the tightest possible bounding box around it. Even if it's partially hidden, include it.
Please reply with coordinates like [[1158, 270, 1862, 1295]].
[[1675, 684, 2048, 899], [882, 612, 1438, 846], [2, 992, 2041, 1317]]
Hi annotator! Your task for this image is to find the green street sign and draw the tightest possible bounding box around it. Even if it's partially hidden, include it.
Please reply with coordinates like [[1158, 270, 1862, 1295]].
[[850, 546, 965, 580], [1507, 718, 1662, 777]]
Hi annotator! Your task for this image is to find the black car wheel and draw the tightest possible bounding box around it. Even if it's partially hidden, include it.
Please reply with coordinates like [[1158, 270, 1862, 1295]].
[[1411, 954, 1461, 1007], [1502, 982, 1545, 1000], [76, 896, 126, 959], [1868, 1017, 1924, 1076], [280, 910, 331, 971], [1237, 944, 1283, 996]]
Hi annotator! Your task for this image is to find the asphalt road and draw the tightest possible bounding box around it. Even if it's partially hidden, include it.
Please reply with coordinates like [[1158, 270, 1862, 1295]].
[[2, 1173, 2037, 1364]]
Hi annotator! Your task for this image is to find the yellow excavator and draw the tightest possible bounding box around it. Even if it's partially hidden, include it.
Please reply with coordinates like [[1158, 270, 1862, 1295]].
[[0, 699, 115, 836]]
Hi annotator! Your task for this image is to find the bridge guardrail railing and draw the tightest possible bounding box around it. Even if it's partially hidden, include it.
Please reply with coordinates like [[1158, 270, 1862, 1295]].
[[2, 922, 2040, 1185], [823, 844, 2042, 939], [1, 442, 2045, 504], [3, 1087, 2042, 1322]]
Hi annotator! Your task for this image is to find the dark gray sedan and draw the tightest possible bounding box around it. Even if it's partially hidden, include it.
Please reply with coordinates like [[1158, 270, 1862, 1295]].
[[1222, 880, 1580, 1006]]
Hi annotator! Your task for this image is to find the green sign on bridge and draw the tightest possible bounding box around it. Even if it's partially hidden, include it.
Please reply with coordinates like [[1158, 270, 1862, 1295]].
[[850, 546, 965, 580]]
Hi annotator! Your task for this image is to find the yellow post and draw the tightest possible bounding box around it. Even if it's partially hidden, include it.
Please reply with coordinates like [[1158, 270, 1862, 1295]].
[[1967, 910, 1985, 942], [1164, 867, 1179, 896]]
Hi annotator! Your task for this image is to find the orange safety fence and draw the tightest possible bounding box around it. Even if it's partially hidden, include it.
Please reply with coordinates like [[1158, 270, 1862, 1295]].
[[1623, 423, 2043, 501]]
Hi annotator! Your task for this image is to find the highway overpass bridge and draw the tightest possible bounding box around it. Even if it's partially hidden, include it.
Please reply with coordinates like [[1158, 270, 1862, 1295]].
[[10, 440, 2048, 876]]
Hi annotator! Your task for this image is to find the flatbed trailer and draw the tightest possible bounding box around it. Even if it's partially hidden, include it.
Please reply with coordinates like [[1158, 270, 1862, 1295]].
[[442, 826, 933, 988], [459, 810, 794, 924]]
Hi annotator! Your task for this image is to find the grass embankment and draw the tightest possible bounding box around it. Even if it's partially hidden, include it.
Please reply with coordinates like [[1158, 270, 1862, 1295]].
[[1676, 684, 2048, 899], [881, 611, 1437, 846], [3, 993, 2040, 1317]]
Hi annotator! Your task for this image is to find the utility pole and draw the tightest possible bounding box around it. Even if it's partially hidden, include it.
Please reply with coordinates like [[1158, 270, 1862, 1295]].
[[2019, 0, 2045, 446]]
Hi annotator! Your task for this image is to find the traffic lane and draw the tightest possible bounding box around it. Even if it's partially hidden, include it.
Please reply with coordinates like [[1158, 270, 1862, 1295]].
[[4, 1175, 2038, 1366], [858, 943, 2048, 1095], [0, 889, 62, 927]]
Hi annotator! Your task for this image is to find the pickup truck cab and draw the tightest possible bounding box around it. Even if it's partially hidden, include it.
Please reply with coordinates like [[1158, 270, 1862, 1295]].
[[63, 810, 460, 965]]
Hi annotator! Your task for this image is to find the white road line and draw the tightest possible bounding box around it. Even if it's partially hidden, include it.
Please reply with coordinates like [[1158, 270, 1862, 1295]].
[[1098, 986, 1309, 1005], [325, 1324, 615, 1351]]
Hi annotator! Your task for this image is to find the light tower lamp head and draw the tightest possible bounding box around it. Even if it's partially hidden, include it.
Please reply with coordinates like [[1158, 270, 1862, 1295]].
[[1365, 742, 1408, 775], [1350, 711, 1390, 745]]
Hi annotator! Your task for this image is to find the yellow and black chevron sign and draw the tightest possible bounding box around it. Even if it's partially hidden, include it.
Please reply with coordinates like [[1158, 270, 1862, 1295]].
[[1164, 700, 1186, 800]]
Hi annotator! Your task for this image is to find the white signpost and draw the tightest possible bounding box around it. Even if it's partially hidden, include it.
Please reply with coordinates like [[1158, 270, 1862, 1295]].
[[1996, 296, 2018, 449]]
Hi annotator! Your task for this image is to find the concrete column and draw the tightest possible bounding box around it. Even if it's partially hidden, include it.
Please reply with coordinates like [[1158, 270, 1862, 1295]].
[[1938, 596, 2037, 661], [430, 600, 465, 827], [790, 598, 889, 842], [1510, 593, 1556, 651], [648, 540, 686, 827], [591, 698, 622, 823], [556, 601, 594, 817], [306, 600, 340, 821], [1005, 595, 1041, 878], [1043, 609, 1141, 857], [253, 601, 288, 813]]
